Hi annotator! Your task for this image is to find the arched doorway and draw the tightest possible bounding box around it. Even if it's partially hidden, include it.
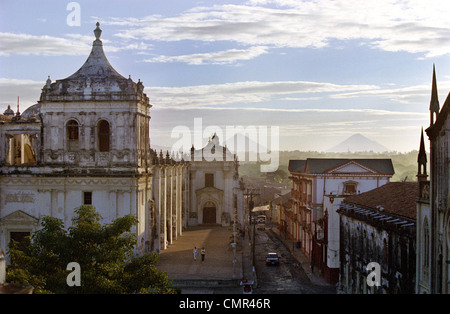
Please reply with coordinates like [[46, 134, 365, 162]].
[[202, 201, 216, 224]]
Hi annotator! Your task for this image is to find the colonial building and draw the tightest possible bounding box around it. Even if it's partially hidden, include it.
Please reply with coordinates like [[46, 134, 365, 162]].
[[416, 65, 449, 294], [0, 23, 190, 256], [337, 182, 418, 294], [188, 134, 245, 227], [270, 191, 290, 228], [288, 158, 394, 283]]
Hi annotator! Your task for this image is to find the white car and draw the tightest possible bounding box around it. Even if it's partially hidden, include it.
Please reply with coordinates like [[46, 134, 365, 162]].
[[265, 252, 280, 265]]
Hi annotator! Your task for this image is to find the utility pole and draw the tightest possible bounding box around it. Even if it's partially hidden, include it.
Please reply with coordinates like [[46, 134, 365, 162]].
[[244, 188, 260, 288], [244, 189, 260, 268], [232, 193, 237, 279]]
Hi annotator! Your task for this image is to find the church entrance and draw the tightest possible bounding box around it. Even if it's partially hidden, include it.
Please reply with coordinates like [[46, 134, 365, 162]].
[[203, 205, 216, 224]]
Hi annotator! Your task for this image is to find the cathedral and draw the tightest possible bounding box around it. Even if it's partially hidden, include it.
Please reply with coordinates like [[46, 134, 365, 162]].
[[0, 23, 244, 257], [416, 65, 449, 294], [189, 133, 245, 227]]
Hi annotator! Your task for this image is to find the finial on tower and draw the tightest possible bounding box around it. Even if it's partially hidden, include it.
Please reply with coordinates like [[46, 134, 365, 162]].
[[94, 22, 102, 41]]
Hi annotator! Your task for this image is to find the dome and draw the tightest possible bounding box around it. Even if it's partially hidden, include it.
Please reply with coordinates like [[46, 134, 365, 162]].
[[39, 23, 149, 104], [3, 105, 14, 116], [21, 103, 41, 120]]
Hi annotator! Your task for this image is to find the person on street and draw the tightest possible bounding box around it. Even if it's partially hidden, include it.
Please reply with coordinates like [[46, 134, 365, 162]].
[[193, 246, 198, 261], [201, 247, 206, 261]]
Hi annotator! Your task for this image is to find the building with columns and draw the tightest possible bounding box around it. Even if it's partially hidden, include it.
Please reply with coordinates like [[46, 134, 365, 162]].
[[0, 23, 190, 256]]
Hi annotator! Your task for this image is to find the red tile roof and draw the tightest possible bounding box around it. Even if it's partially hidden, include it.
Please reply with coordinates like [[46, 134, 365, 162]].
[[344, 182, 419, 219]]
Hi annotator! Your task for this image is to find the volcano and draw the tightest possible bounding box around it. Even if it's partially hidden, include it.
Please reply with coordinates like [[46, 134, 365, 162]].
[[326, 133, 390, 153]]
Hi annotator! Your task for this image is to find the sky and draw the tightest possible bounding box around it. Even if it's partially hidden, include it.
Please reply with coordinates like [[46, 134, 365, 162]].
[[0, 0, 449, 153]]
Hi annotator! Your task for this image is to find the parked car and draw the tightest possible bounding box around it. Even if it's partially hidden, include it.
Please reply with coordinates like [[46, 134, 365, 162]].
[[265, 252, 280, 265]]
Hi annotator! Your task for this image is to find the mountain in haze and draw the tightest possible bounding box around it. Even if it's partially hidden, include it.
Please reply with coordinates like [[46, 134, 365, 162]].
[[326, 133, 391, 153]]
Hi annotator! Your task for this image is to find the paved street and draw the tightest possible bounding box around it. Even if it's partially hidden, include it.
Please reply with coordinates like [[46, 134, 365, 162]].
[[156, 224, 336, 294], [253, 228, 335, 294]]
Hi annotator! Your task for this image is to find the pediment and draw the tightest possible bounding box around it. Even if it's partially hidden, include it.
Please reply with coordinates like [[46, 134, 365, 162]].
[[195, 186, 224, 195], [327, 161, 378, 174], [0, 210, 39, 225]]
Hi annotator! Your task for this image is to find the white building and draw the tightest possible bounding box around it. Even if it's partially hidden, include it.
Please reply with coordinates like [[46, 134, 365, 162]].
[[188, 134, 245, 227], [288, 158, 394, 283], [0, 23, 189, 256]]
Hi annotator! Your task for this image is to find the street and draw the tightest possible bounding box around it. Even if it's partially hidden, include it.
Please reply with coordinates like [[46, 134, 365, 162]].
[[157, 225, 335, 294], [253, 228, 335, 294]]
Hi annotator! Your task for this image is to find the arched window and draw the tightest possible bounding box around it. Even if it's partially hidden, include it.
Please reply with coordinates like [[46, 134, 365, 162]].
[[97, 120, 110, 152], [67, 119, 79, 151], [67, 119, 79, 140]]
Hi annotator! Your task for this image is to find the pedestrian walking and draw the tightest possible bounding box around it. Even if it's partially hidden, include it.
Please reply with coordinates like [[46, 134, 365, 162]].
[[193, 246, 198, 261], [201, 247, 206, 261]]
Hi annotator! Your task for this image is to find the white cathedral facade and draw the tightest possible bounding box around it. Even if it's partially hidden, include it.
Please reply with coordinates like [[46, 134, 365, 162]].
[[0, 23, 244, 257]]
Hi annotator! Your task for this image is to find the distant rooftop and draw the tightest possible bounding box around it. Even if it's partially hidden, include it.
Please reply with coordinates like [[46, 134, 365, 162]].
[[343, 181, 418, 220], [288, 158, 394, 175]]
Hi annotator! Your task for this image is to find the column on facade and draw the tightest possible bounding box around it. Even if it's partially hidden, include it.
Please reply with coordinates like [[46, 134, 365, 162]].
[[153, 167, 161, 252], [56, 189, 66, 223], [176, 167, 182, 237], [184, 166, 190, 228], [162, 167, 167, 250], [168, 166, 173, 244], [5, 135, 14, 165], [109, 190, 117, 221], [145, 177, 152, 253], [190, 170, 197, 225]]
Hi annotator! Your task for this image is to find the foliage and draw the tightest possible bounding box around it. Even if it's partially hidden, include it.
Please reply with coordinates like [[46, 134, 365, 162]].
[[6, 205, 177, 294]]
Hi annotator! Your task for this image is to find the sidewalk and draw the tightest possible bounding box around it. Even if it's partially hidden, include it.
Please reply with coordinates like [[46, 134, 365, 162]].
[[269, 226, 335, 288]]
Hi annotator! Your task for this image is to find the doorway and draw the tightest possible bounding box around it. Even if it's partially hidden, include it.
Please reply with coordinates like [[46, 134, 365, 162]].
[[203, 206, 216, 224]]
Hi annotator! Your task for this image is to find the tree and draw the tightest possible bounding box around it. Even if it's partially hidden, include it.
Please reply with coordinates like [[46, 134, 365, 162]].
[[7, 205, 177, 294]]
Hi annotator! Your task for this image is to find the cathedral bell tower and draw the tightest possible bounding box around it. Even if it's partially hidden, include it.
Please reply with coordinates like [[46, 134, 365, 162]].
[[38, 23, 152, 172]]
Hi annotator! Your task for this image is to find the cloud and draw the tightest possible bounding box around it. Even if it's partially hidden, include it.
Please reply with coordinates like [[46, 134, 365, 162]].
[[331, 81, 450, 104], [0, 33, 91, 56], [147, 80, 379, 109], [0, 32, 152, 57], [106, 0, 450, 58], [0, 78, 44, 112], [143, 46, 269, 65]]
